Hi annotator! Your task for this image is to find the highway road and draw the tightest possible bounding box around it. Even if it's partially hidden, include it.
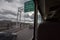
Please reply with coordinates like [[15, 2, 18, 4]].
[[16, 28, 33, 40]]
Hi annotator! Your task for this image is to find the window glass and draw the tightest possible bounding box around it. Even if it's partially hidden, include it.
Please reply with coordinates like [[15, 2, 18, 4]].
[[0, 0, 42, 40], [0, 0, 34, 40]]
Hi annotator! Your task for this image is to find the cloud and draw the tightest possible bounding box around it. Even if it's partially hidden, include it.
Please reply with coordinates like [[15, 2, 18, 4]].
[[0, 0, 35, 23], [5, 0, 13, 2], [0, 9, 34, 22], [0, 0, 23, 13], [0, 9, 17, 20], [0, 15, 9, 19], [0, 14, 16, 18], [24, 14, 29, 18], [0, 0, 30, 12], [30, 14, 34, 19], [20, 0, 30, 4], [0, 9, 17, 16], [0, 14, 16, 20]]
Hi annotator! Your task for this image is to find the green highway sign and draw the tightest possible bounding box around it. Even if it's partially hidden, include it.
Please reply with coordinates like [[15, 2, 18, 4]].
[[24, 1, 34, 12]]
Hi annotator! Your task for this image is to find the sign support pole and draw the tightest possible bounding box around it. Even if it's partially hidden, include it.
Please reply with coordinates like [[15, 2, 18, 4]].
[[33, 0, 38, 40]]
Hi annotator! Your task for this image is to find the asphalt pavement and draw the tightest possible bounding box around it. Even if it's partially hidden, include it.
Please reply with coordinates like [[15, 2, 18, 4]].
[[16, 28, 33, 40]]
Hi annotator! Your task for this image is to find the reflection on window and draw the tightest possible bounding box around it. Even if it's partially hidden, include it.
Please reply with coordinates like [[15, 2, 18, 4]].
[[38, 11, 42, 24]]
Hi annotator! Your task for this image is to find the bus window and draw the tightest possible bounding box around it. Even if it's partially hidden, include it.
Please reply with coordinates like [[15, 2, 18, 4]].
[[0, 0, 35, 40]]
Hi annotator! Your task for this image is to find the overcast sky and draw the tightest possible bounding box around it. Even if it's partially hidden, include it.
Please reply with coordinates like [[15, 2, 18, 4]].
[[0, 0, 41, 23], [0, 0, 29, 13], [0, 0, 31, 21]]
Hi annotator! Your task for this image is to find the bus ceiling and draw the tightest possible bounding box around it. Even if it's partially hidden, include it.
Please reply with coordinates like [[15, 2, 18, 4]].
[[36, 0, 60, 20]]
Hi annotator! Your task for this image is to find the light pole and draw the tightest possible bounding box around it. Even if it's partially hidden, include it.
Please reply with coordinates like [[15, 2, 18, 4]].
[[16, 9, 19, 28], [18, 7, 23, 29]]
